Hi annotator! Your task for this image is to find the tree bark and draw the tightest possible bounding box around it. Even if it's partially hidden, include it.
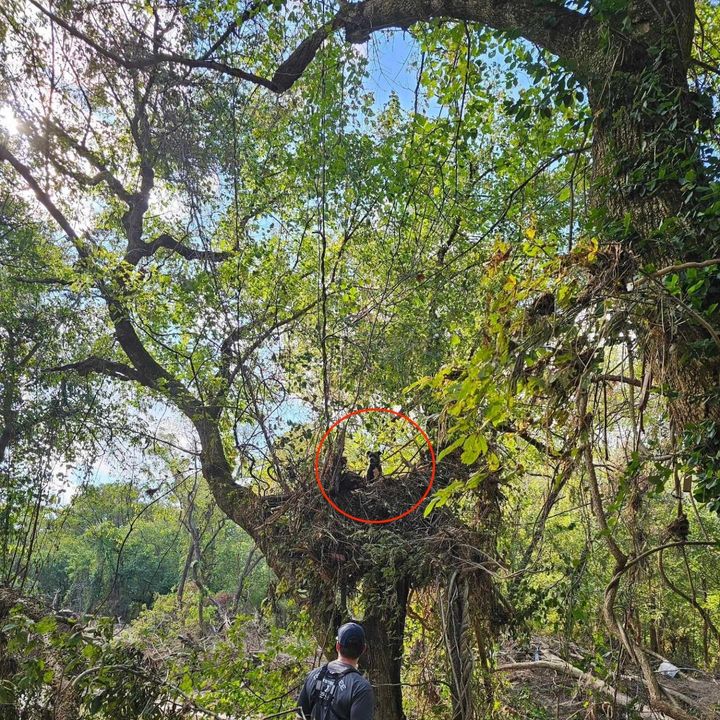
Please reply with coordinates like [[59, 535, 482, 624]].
[[442, 571, 475, 720], [360, 576, 409, 720], [584, 0, 720, 434]]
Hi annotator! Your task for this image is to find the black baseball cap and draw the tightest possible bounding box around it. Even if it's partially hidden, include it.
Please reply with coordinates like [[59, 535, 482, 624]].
[[337, 622, 365, 647]]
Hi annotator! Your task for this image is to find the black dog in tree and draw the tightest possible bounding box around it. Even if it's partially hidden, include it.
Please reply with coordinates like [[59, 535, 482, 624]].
[[366, 451, 383, 483]]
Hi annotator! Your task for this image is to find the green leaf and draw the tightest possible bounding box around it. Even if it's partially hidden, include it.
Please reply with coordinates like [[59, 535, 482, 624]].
[[437, 436, 464, 461], [487, 452, 500, 471], [34, 616, 57, 635]]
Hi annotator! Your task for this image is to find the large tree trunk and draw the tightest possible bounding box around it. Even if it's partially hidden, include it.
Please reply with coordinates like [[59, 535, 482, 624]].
[[588, 0, 695, 193], [359, 576, 409, 720], [586, 0, 720, 432]]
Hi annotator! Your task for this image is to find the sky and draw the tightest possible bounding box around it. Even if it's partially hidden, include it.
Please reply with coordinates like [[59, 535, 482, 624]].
[[364, 32, 420, 108]]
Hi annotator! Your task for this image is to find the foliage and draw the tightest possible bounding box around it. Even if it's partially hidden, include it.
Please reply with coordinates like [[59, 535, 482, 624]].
[[33, 481, 269, 622], [0, 591, 313, 720], [1, 0, 720, 718]]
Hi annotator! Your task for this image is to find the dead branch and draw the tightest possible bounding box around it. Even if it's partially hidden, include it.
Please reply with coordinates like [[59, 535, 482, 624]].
[[496, 658, 675, 720]]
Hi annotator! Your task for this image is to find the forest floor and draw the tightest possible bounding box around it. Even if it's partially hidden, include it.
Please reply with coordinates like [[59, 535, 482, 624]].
[[497, 636, 720, 720], [112, 610, 720, 720]]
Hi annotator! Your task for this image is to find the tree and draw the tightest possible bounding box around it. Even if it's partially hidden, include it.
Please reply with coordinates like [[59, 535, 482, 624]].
[[1, 5, 484, 718], [2, 2, 720, 719], [35, 483, 183, 620]]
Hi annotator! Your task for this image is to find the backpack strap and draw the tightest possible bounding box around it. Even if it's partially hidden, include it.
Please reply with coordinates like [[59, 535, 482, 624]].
[[313, 664, 330, 696]]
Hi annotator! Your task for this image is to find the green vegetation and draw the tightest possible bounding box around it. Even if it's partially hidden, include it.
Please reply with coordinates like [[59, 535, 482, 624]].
[[1, 0, 720, 718]]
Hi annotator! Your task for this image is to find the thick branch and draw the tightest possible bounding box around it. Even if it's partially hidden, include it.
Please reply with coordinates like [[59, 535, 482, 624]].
[[121, 78, 156, 258], [594, 373, 646, 388], [28, 0, 277, 89], [138, 233, 231, 263], [236, 0, 601, 91], [332, 0, 597, 69], [46, 357, 145, 384], [0, 144, 203, 415], [31, 0, 600, 96], [0, 143, 86, 255], [103, 295, 201, 414]]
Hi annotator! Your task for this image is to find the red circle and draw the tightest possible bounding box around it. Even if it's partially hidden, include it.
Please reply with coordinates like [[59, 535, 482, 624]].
[[314, 408, 436, 524]]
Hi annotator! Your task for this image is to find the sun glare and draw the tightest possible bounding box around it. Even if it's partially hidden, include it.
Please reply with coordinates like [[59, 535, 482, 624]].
[[0, 106, 19, 135]]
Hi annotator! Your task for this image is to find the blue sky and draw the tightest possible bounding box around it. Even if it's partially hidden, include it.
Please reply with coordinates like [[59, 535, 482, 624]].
[[364, 32, 420, 108]]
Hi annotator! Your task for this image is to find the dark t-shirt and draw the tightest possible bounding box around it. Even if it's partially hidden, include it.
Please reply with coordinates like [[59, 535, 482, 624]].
[[298, 660, 374, 720]]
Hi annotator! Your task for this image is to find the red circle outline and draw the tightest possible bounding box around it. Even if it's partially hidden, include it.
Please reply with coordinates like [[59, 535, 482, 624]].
[[314, 408, 436, 524]]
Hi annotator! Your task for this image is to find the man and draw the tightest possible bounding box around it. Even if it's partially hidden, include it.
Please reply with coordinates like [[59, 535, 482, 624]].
[[297, 622, 374, 720]]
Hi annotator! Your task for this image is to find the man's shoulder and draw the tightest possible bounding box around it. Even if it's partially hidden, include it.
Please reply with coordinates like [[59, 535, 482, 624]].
[[305, 665, 326, 684], [338, 667, 372, 695], [349, 672, 372, 693], [305, 662, 371, 693]]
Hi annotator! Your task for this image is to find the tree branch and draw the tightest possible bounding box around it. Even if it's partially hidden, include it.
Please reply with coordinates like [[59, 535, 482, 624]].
[[103, 294, 202, 415], [30, 0, 600, 96], [0, 143, 87, 255], [577, 389, 628, 567], [332, 0, 597, 66], [608, 541, 719, 586], [46, 356, 146, 384], [28, 0, 277, 89], [138, 233, 231, 263], [651, 257, 720, 278], [43, 119, 133, 203], [235, 0, 601, 91], [594, 373, 645, 388], [216, 299, 319, 397], [496, 658, 676, 719]]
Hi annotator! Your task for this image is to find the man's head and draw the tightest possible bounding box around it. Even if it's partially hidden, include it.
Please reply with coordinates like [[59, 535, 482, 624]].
[[336, 621, 366, 660]]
